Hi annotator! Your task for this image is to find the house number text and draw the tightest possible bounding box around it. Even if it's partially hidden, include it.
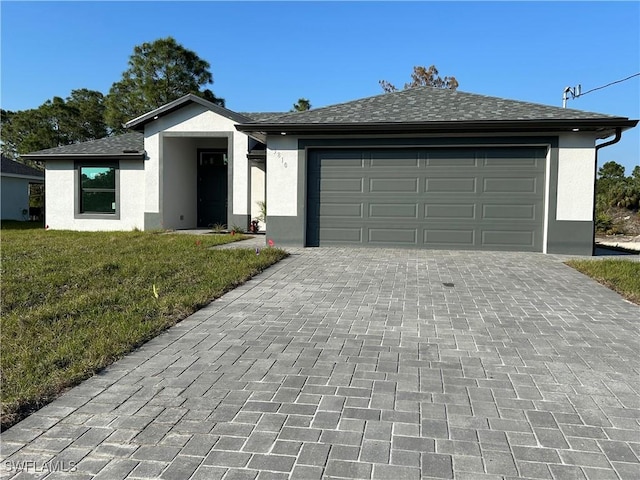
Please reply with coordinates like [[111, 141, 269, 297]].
[[273, 150, 287, 168]]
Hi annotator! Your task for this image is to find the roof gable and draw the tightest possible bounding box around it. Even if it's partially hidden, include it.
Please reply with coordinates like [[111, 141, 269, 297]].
[[125, 94, 254, 130]]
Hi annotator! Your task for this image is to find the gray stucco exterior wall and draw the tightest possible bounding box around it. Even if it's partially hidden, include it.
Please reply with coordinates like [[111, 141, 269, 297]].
[[144, 212, 163, 230], [547, 221, 594, 255]]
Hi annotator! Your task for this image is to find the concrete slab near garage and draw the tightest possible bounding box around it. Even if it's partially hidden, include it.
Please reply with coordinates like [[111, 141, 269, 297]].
[[1, 248, 638, 479]]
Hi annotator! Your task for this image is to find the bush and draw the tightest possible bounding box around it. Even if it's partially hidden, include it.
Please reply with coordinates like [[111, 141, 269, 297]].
[[595, 211, 613, 233]]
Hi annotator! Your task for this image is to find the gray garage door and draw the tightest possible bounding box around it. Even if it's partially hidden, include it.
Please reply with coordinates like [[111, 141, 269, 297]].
[[306, 147, 547, 251]]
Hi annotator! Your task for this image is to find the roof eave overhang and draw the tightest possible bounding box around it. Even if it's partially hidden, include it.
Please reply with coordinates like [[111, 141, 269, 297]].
[[21, 153, 146, 161], [236, 119, 638, 137], [0, 173, 45, 181]]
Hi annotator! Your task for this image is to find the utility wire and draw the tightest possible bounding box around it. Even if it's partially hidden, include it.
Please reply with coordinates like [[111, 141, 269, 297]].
[[578, 72, 640, 97]]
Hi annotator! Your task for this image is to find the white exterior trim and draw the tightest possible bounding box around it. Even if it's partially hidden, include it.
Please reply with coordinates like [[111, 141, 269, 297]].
[[250, 160, 266, 229], [543, 146, 551, 254]]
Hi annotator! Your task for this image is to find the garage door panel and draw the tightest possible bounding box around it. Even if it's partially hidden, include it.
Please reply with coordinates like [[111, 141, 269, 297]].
[[425, 204, 476, 219], [426, 178, 477, 193], [370, 153, 419, 167], [424, 229, 476, 246], [482, 230, 535, 247], [320, 178, 363, 192], [319, 158, 364, 168], [426, 157, 477, 167], [315, 150, 363, 164], [307, 147, 546, 251], [368, 228, 417, 244], [425, 148, 475, 162], [370, 158, 419, 167], [482, 204, 536, 220], [483, 177, 537, 193], [479, 147, 542, 158], [369, 178, 419, 193], [319, 203, 363, 218], [320, 227, 362, 242], [483, 156, 540, 167], [369, 203, 418, 219]]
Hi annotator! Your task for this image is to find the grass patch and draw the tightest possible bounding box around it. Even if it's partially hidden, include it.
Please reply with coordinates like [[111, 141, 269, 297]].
[[566, 259, 640, 305], [1, 224, 287, 430]]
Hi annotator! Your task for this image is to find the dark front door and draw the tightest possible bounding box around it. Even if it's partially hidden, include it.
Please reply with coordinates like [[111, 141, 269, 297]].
[[198, 150, 228, 228]]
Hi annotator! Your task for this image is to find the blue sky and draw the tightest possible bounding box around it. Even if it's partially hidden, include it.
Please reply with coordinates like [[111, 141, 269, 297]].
[[1, 1, 638, 173]]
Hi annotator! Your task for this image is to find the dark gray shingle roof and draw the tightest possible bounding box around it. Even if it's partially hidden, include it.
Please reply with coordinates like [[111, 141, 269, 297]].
[[246, 87, 623, 125], [1, 155, 44, 178], [20, 88, 637, 158], [22, 132, 144, 159], [240, 112, 286, 122]]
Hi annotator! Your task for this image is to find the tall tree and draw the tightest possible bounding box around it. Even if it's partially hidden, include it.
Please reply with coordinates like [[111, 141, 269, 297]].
[[105, 37, 224, 131], [380, 65, 459, 93], [66, 89, 108, 141], [598, 161, 625, 180], [596, 161, 640, 210], [1, 90, 107, 158], [1, 108, 51, 158], [291, 98, 311, 112]]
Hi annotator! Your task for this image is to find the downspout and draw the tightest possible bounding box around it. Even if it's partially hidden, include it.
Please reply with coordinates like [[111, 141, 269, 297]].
[[591, 127, 622, 255]]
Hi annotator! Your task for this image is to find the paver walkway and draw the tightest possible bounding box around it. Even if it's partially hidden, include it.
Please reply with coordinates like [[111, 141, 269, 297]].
[[1, 248, 639, 479]]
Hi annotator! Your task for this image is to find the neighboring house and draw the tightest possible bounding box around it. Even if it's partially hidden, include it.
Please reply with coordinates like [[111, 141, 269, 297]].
[[23, 87, 637, 255], [1, 155, 45, 221]]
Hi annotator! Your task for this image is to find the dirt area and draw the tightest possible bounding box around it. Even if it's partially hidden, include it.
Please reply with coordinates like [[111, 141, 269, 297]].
[[608, 208, 640, 235], [595, 207, 640, 252]]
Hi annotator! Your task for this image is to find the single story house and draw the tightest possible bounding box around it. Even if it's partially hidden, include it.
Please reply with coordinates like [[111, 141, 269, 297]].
[[23, 87, 637, 255], [1, 155, 45, 221]]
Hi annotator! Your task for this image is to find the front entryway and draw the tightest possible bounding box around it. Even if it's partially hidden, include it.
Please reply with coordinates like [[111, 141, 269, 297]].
[[197, 150, 228, 228]]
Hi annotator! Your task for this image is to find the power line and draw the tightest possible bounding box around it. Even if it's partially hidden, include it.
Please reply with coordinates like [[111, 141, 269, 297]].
[[562, 72, 639, 107], [579, 72, 640, 97]]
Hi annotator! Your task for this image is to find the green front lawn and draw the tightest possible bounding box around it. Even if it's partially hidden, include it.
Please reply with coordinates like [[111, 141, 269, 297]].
[[0, 222, 287, 430], [566, 258, 640, 305]]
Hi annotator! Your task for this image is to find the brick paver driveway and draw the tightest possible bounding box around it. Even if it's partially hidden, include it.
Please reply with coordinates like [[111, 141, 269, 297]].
[[2, 248, 639, 479]]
